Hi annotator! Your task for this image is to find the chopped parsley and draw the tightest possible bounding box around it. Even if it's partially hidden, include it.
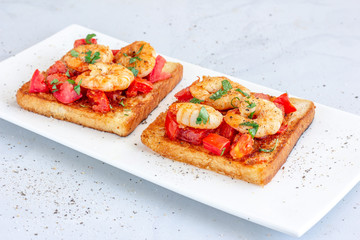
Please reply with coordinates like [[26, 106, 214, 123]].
[[190, 98, 204, 104], [220, 147, 226, 156], [65, 69, 71, 77], [127, 67, 139, 77], [136, 44, 144, 55], [240, 121, 259, 138], [209, 80, 232, 100], [196, 106, 209, 125], [85, 33, 96, 44], [259, 139, 279, 153], [235, 88, 250, 98], [129, 56, 142, 64], [231, 97, 241, 108], [85, 50, 100, 64], [70, 50, 79, 57], [50, 79, 59, 85], [248, 111, 255, 119], [119, 100, 125, 107], [74, 79, 82, 95], [245, 100, 256, 108], [67, 79, 75, 84]]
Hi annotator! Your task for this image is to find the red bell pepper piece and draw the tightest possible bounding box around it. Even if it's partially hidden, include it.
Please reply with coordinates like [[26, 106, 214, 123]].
[[86, 90, 110, 113], [112, 50, 120, 56], [218, 121, 237, 143], [177, 127, 213, 145], [73, 38, 97, 48], [165, 110, 179, 140], [126, 77, 153, 97], [203, 133, 231, 156], [29, 69, 48, 93], [174, 86, 193, 102], [148, 55, 171, 83], [230, 134, 254, 159], [273, 93, 297, 114]]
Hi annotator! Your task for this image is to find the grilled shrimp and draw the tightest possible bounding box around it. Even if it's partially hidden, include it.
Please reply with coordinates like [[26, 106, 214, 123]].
[[115, 41, 156, 78], [189, 76, 251, 110], [75, 63, 134, 92], [224, 97, 284, 138], [63, 44, 114, 72], [169, 103, 223, 129]]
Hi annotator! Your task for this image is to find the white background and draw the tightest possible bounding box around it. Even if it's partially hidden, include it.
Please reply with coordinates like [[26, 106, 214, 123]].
[[0, 1, 359, 239]]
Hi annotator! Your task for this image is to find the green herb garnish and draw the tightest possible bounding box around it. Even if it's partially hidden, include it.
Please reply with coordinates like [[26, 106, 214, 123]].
[[123, 53, 128, 57], [85, 50, 100, 64], [245, 100, 256, 108], [240, 121, 259, 138], [231, 97, 241, 108], [220, 147, 226, 156], [85, 33, 96, 44], [129, 56, 142, 64], [136, 44, 144, 55], [67, 79, 75, 84], [196, 106, 209, 125], [65, 69, 70, 77], [50, 79, 59, 85], [119, 100, 125, 107], [74, 79, 82, 95], [209, 80, 233, 100], [259, 139, 279, 153], [235, 88, 250, 98], [127, 67, 139, 77], [70, 50, 79, 57], [248, 111, 255, 119], [190, 98, 204, 104]]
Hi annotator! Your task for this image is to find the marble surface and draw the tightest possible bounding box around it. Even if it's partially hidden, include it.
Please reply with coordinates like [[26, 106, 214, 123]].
[[0, 0, 359, 239]]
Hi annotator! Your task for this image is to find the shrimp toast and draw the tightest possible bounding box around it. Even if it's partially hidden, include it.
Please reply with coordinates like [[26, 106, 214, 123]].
[[16, 35, 183, 136], [141, 78, 315, 185]]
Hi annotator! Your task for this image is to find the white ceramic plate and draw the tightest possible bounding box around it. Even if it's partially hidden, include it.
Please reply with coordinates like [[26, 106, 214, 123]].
[[0, 25, 359, 237]]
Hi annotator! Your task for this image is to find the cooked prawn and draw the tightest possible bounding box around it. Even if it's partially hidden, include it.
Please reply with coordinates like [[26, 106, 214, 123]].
[[63, 44, 114, 72], [115, 41, 156, 78], [224, 97, 284, 138], [75, 63, 134, 92], [169, 103, 223, 129], [189, 76, 251, 110]]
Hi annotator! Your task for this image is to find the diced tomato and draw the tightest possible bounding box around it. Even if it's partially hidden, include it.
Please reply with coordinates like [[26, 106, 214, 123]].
[[230, 134, 254, 160], [112, 50, 120, 56], [276, 124, 288, 134], [273, 93, 297, 114], [74, 38, 97, 48], [218, 121, 237, 142], [126, 77, 153, 97], [203, 133, 231, 156], [165, 110, 179, 140], [86, 90, 111, 113], [148, 55, 170, 83], [47, 61, 68, 75], [177, 127, 213, 145], [253, 92, 271, 101], [29, 69, 48, 93], [174, 86, 193, 102], [53, 81, 82, 104]]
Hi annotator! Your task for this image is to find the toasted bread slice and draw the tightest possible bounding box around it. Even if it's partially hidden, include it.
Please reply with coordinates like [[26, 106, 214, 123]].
[[141, 97, 315, 185], [16, 62, 183, 136]]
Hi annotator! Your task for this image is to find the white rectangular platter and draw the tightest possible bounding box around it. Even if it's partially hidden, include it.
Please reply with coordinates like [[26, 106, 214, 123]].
[[0, 25, 359, 237]]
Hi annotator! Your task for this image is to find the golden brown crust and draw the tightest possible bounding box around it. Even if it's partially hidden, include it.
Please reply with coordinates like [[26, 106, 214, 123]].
[[141, 98, 315, 185], [16, 62, 183, 136]]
